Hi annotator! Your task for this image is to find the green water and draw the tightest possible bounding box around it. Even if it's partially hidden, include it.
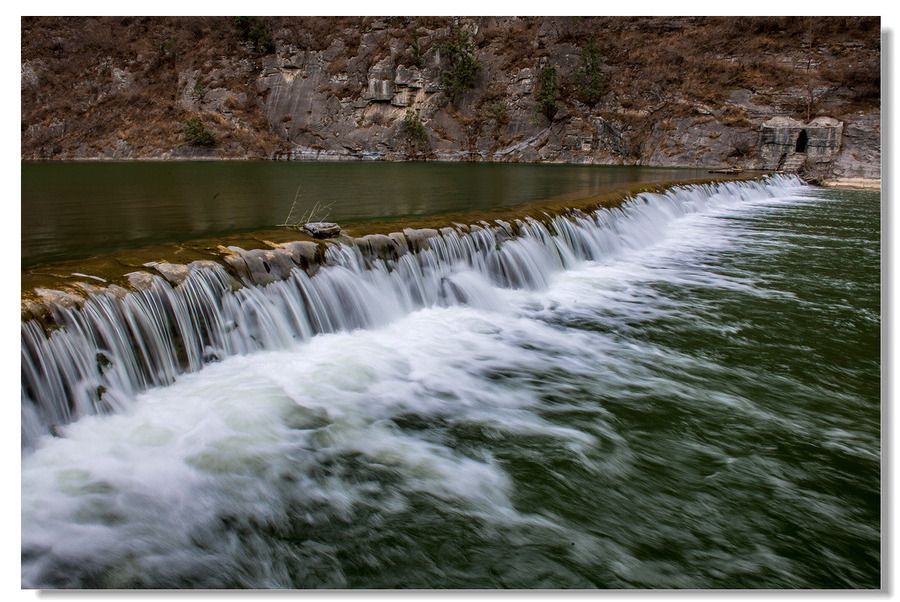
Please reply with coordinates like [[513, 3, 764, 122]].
[[22, 161, 719, 267], [21, 182, 880, 588]]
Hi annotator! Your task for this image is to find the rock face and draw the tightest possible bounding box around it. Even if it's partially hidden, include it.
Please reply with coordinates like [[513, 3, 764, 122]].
[[832, 111, 881, 180], [21, 17, 881, 177]]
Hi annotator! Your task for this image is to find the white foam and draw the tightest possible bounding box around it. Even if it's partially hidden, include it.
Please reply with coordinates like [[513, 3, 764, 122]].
[[23, 175, 821, 587]]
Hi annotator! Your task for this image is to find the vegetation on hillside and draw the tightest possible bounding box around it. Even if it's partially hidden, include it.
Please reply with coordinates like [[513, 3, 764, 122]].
[[398, 109, 430, 158], [575, 41, 605, 107], [183, 117, 216, 146], [439, 27, 481, 103], [20, 16, 880, 160], [233, 17, 275, 55], [535, 66, 559, 120]]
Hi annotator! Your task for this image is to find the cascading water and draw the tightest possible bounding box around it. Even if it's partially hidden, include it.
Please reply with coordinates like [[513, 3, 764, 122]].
[[21, 176, 804, 448], [21, 174, 881, 589]]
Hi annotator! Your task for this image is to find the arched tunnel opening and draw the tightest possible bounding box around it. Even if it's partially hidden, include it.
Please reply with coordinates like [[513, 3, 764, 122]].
[[795, 129, 808, 152]]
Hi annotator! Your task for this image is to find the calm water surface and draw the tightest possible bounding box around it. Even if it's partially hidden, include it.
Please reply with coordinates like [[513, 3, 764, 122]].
[[22, 182, 880, 588], [22, 161, 719, 267]]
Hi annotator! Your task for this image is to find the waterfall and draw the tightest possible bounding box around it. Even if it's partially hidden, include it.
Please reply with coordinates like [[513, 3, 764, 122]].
[[21, 175, 805, 448]]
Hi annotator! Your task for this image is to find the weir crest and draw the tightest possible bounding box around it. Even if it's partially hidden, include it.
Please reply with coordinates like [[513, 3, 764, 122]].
[[21, 175, 804, 448]]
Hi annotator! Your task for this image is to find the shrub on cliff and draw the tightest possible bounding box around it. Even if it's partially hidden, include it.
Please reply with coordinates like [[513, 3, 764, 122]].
[[575, 41, 605, 107], [486, 100, 509, 127], [234, 16, 275, 55], [399, 110, 430, 158], [183, 118, 216, 147], [439, 27, 480, 103], [408, 31, 425, 68], [536, 66, 559, 120]]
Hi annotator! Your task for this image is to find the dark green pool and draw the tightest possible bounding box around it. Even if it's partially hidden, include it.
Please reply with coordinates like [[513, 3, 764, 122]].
[[22, 161, 721, 267]]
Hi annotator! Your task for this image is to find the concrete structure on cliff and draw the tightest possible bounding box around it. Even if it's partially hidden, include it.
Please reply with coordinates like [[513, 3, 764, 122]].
[[759, 116, 844, 174]]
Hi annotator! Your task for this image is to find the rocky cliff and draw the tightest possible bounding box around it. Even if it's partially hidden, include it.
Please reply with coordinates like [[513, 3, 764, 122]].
[[21, 16, 881, 176]]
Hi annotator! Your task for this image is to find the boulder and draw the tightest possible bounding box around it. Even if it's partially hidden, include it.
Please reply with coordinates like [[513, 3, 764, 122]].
[[147, 262, 190, 285], [239, 248, 296, 284], [387, 231, 410, 254], [125, 271, 156, 291], [355, 233, 401, 260], [402, 227, 440, 251], [34, 287, 84, 309], [303, 222, 342, 238], [279, 240, 322, 266]]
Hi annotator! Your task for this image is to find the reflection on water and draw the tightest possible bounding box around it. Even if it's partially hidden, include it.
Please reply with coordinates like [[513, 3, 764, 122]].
[[23, 161, 718, 267]]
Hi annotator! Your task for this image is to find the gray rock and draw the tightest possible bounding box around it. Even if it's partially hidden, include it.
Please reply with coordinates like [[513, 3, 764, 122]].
[[303, 222, 341, 238], [355, 234, 400, 260], [387, 232, 409, 253], [150, 262, 190, 285], [832, 111, 880, 179], [395, 65, 424, 89], [365, 79, 395, 102], [125, 271, 156, 291], [110, 67, 133, 91], [21, 60, 41, 89], [279, 240, 321, 265], [402, 227, 440, 251], [224, 247, 298, 285], [35, 287, 84, 309], [391, 89, 410, 107]]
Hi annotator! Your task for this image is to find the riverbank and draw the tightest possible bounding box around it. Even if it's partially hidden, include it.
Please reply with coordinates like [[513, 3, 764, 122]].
[[22, 174, 763, 320], [820, 177, 882, 191]]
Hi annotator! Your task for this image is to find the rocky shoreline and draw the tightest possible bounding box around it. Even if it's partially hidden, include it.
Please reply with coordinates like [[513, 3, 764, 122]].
[[820, 177, 882, 190]]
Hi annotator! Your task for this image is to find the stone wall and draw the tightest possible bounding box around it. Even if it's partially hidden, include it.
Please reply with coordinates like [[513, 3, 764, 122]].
[[759, 116, 845, 172]]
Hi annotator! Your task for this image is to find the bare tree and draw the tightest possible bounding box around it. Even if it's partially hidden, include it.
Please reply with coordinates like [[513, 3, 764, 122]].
[[278, 185, 334, 230], [805, 17, 814, 122]]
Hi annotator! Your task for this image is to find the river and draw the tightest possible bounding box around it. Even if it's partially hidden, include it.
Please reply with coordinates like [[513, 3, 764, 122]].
[[23, 161, 725, 268], [21, 176, 880, 588]]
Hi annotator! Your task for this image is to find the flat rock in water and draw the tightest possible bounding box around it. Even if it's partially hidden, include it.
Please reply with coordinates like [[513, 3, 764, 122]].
[[303, 222, 341, 239]]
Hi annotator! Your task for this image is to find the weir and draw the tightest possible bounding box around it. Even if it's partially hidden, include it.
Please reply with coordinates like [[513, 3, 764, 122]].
[[21, 175, 804, 448]]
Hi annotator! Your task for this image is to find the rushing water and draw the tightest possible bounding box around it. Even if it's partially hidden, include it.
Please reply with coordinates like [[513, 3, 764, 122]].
[[21, 177, 880, 588], [22, 161, 728, 267]]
